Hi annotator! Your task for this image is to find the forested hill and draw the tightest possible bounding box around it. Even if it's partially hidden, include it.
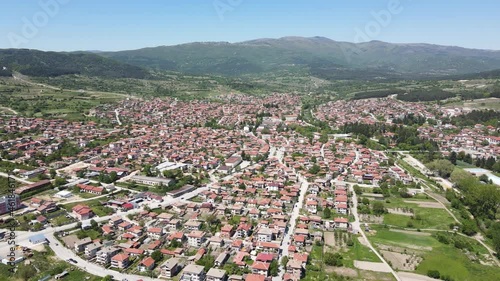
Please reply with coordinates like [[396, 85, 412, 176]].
[[0, 49, 150, 79], [100, 37, 500, 79]]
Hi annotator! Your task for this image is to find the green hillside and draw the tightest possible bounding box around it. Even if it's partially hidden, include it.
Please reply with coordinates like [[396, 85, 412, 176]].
[[100, 37, 500, 79], [0, 49, 150, 79]]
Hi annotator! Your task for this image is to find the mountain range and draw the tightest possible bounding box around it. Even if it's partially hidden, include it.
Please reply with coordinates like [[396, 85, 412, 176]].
[[2, 36, 500, 80]]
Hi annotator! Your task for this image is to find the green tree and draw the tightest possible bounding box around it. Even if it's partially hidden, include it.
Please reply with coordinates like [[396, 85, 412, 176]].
[[354, 185, 363, 195], [49, 168, 57, 179], [151, 250, 163, 262], [448, 151, 457, 165], [269, 260, 279, 276], [109, 171, 118, 182], [196, 254, 215, 272], [281, 256, 289, 268], [426, 159, 454, 177], [308, 164, 320, 175], [372, 201, 386, 215], [489, 221, 500, 254], [323, 207, 332, 219], [324, 253, 343, 266]]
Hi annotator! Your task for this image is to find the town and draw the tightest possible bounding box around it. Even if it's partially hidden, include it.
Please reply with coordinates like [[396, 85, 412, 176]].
[[1, 92, 499, 281]]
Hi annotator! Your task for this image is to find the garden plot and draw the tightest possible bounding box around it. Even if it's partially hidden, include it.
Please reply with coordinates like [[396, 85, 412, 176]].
[[359, 214, 384, 223], [389, 229, 431, 236], [404, 200, 444, 208], [380, 250, 423, 271], [377, 244, 425, 271], [387, 207, 414, 216], [324, 231, 336, 247]]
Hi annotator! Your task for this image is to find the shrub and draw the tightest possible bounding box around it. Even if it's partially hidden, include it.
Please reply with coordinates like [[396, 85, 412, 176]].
[[427, 270, 441, 279]]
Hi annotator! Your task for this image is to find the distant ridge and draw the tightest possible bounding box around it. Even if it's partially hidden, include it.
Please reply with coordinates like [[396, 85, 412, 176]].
[[97, 36, 500, 79]]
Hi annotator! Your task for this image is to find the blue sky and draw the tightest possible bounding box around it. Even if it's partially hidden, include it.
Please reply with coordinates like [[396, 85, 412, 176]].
[[1, 0, 499, 51]]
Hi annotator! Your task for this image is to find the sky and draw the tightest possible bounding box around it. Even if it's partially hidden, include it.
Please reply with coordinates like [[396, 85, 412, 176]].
[[1, 0, 500, 51]]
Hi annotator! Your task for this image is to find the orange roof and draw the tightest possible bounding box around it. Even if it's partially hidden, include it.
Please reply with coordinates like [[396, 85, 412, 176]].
[[245, 274, 266, 281], [141, 256, 155, 267], [111, 253, 129, 261]]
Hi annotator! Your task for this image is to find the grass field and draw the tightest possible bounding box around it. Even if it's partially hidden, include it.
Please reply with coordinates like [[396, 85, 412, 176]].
[[343, 236, 381, 268], [368, 226, 500, 281], [368, 226, 441, 249], [383, 208, 454, 230], [381, 196, 454, 230], [416, 245, 500, 281]]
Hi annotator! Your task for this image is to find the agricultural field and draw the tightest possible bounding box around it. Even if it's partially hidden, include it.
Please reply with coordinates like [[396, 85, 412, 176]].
[[444, 97, 500, 111], [367, 226, 499, 281], [0, 77, 124, 122]]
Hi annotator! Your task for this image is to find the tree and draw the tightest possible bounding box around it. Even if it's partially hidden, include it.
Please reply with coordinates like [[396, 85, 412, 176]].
[[457, 151, 466, 161], [479, 174, 489, 183], [90, 219, 98, 229], [196, 254, 215, 272], [448, 151, 457, 165], [426, 159, 454, 177], [109, 171, 118, 182], [308, 164, 320, 175], [427, 270, 441, 279], [464, 153, 473, 164], [323, 207, 332, 219], [372, 201, 386, 215], [54, 177, 67, 186], [461, 219, 478, 236], [354, 185, 363, 195], [324, 253, 343, 266], [489, 221, 500, 254], [49, 168, 57, 179], [485, 156, 496, 170], [151, 250, 163, 262], [269, 260, 279, 276], [32, 222, 43, 231], [281, 256, 289, 268]]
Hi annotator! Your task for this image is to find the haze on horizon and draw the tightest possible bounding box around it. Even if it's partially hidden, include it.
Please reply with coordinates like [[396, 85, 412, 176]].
[[1, 0, 500, 52]]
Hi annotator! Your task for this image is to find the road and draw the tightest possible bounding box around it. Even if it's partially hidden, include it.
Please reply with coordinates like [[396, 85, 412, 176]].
[[114, 109, 122, 125], [0, 172, 33, 184], [349, 183, 402, 281], [0, 106, 18, 115], [270, 139, 309, 280], [0, 185, 209, 281]]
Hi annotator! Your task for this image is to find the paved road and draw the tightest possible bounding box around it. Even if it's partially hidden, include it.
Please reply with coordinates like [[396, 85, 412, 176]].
[[272, 141, 309, 280], [0, 172, 33, 184]]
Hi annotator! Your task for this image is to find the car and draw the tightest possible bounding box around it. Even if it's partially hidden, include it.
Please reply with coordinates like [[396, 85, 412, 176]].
[[68, 258, 78, 264]]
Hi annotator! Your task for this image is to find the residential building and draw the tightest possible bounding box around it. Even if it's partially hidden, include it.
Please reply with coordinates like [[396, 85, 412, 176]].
[[111, 253, 130, 269], [181, 264, 206, 281], [160, 257, 182, 278], [207, 268, 227, 281]]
